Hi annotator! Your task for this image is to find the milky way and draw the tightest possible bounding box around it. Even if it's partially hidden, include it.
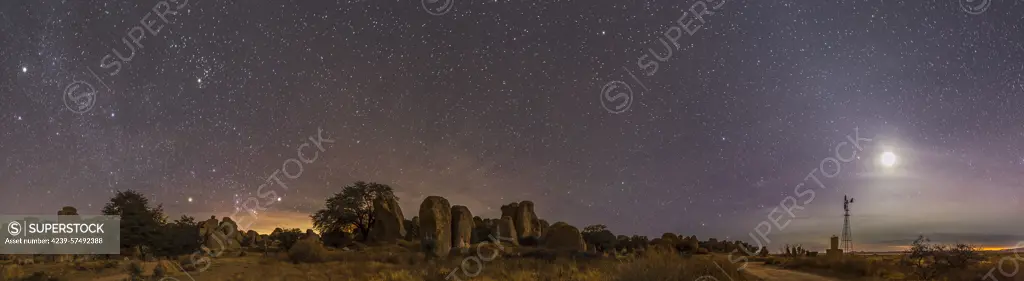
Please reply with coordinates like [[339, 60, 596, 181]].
[[1, 0, 1023, 251]]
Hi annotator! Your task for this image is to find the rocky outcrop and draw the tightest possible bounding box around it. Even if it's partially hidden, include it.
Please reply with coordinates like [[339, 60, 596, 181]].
[[500, 203, 519, 219], [498, 201, 542, 240], [369, 195, 406, 243], [405, 217, 421, 241], [419, 196, 452, 258], [244, 230, 259, 246], [515, 201, 539, 238], [200, 216, 219, 238], [541, 222, 586, 251], [199, 216, 242, 254], [450, 205, 474, 248], [492, 216, 518, 245]]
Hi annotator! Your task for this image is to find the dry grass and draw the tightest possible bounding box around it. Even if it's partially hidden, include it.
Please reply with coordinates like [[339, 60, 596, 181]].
[[763, 252, 1024, 281]]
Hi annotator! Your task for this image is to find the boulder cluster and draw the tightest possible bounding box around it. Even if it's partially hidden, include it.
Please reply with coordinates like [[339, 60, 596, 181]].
[[198, 216, 247, 254], [404, 196, 586, 257]]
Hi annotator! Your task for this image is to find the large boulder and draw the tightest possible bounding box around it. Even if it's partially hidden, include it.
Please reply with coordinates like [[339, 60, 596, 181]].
[[244, 230, 259, 246], [500, 203, 519, 219], [492, 216, 518, 245], [541, 222, 586, 251], [450, 205, 474, 248], [515, 201, 539, 239], [418, 196, 452, 258], [497, 201, 542, 240], [199, 216, 219, 238], [369, 195, 406, 243], [198, 216, 242, 254], [220, 217, 245, 247], [404, 217, 421, 241]]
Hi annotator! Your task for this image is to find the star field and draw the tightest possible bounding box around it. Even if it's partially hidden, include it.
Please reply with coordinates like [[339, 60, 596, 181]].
[[1, 0, 1023, 251]]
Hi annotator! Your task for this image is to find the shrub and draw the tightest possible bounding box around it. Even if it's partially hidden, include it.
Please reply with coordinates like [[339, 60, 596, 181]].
[[127, 261, 143, 276], [288, 239, 327, 263], [153, 261, 167, 278], [1, 264, 25, 280], [271, 228, 304, 251], [902, 235, 981, 280]]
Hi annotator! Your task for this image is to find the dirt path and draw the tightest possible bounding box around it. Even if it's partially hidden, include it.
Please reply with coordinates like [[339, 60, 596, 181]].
[[741, 262, 841, 281]]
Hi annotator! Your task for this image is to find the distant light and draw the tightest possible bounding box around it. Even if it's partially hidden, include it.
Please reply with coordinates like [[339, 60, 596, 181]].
[[277, 197, 282, 202], [880, 151, 897, 167], [197, 78, 202, 83], [187, 197, 193, 203], [21, 67, 27, 73]]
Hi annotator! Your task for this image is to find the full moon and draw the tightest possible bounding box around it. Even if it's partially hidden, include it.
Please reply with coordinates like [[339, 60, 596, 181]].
[[880, 151, 897, 167]]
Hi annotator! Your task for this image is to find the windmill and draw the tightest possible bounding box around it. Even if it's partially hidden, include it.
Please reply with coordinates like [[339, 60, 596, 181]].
[[841, 195, 855, 252]]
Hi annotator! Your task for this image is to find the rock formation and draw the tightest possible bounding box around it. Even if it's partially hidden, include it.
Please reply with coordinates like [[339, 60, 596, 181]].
[[244, 230, 259, 246], [368, 195, 406, 243], [198, 216, 243, 254], [515, 201, 539, 238], [418, 196, 452, 258], [500, 202, 519, 219], [497, 201, 542, 240], [541, 222, 586, 251], [450, 205, 474, 248], [492, 216, 518, 245]]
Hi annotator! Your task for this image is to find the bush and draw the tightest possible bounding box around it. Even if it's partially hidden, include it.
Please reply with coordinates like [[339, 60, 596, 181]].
[[153, 261, 167, 278], [902, 236, 981, 280], [271, 228, 304, 251], [1, 264, 25, 280], [288, 239, 327, 263]]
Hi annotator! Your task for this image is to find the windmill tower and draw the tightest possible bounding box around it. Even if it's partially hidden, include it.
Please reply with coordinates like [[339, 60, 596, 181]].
[[841, 195, 855, 252]]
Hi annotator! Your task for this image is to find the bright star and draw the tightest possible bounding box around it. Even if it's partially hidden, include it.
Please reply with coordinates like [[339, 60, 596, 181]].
[[187, 197, 193, 203], [21, 67, 27, 73]]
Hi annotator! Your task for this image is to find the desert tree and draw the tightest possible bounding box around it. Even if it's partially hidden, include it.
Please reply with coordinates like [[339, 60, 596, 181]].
[[581, 224, 617, 253], [102, 190, 167, 257], [153, 215, 201, 258], [270, 228, 304, 251], [902, 235, 981, 280], [310, 181, 397, 241]]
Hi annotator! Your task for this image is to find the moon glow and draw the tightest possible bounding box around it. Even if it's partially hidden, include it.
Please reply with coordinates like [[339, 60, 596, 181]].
[[880, 151, 897, 167]]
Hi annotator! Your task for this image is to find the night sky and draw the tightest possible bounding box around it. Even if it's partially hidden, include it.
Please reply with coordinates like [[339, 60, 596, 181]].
[[1, 0, 1023, 252]]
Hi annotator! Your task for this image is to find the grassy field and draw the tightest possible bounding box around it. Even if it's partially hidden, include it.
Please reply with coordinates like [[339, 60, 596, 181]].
[[1, 243, 751, 281]]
